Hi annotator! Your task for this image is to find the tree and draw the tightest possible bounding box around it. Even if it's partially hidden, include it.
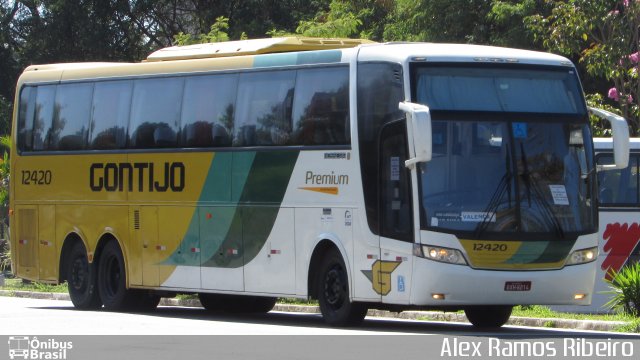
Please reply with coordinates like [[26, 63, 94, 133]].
[[384, 0, 548, 46], [527, 0, 640, 134]]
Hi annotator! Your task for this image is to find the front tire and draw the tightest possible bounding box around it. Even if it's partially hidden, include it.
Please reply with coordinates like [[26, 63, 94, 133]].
[[97, 241, 136, 311], [465, 306, 513, 328], [316, 249, 367, 326], [66, 241, 101, 310]]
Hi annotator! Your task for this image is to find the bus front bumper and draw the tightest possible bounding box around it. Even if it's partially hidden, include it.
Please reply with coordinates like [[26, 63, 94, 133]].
[[410, 257, 597, 306]]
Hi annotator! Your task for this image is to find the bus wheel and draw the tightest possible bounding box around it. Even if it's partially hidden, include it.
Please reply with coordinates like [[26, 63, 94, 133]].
[[66, 241, 101, 310], [97, 241, 136, 311], [465, 306, 513, 328], [316, 250, 367, 326]]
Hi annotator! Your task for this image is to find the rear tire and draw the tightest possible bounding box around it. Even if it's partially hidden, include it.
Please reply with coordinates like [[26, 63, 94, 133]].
[[66, 241, 101, 310], [97, 241, 137, 311], [316, 249, 367, 326], [465, 306, 513, 328]]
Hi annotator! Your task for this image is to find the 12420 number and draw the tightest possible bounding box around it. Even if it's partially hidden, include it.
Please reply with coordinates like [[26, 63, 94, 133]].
[[472, 243, 508, 252], [21, 170, 52, 185]]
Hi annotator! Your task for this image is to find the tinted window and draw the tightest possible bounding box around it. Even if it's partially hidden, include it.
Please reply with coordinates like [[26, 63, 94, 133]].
[[50, 83, 93, 150], [291, 67, 349, 145], [357, 63, 404, 234], [90, 81, 131, 150], [33, 85, 56, 151], [234, 71, 295, 146], [129, 78, 183, 148], [598, 154, 640, 206], [413, 66, 584, 114], [180, 74, 237, 147], [17, 86, 35, 151]]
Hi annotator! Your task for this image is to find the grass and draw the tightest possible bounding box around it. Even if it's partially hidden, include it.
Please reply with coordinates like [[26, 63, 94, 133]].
[[511, 305, 636, 322], [0, 278, 68, 293], [277, 297, 318, 306]]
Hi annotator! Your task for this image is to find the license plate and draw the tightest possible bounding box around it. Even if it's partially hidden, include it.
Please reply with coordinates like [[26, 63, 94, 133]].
[[504, 281, 531, 291]]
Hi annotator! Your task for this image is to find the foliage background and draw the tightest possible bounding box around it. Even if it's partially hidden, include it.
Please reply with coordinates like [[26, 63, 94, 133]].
[[0, 0, 638, 136]]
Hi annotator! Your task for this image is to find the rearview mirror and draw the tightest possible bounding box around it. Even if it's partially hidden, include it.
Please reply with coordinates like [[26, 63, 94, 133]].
[[399, 101, 432, 168], [588, 107, 630, 171]]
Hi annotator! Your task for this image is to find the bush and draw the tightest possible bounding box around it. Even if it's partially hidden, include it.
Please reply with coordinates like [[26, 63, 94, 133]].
[[604, 262, 640, 316]]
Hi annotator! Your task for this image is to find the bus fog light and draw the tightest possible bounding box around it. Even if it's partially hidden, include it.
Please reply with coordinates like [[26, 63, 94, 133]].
[[432, 293, 445, 300], [414, 244, 467, 265], [566, 247, 598, 266], [574, 293, 586, 300]]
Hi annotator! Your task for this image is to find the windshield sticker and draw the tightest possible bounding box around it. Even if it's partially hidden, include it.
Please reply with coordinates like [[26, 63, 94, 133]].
[[434, 212, 462, 222], [390, 157, 400, 181], [431, 217, 439, 226], [549, 185, 569, 205], [461, 212, 496, 222], [512, 123, 528, 138]]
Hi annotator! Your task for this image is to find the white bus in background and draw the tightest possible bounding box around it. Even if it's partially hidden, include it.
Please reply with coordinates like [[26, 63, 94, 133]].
[[554, 137, 640, 313]]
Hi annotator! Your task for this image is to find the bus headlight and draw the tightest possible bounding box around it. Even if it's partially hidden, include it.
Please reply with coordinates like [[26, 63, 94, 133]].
[[413, 244, 467, 265], [566, 247, 598, 266]]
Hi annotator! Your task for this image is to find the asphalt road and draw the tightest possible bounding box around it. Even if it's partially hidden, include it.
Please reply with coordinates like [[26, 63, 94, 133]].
[[1, 296, 638, 360]]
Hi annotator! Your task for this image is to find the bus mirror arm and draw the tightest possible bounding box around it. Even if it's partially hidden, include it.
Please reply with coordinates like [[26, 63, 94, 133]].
[[588, 107, 630, 171], [399, 101, 432, 169]]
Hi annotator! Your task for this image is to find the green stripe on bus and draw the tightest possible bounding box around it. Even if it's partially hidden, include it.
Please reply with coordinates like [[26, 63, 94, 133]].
[[165, 150, 299, 267]]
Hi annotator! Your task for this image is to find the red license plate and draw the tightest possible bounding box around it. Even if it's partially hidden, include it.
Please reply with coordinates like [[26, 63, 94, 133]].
[[504, 281, 531, 291]]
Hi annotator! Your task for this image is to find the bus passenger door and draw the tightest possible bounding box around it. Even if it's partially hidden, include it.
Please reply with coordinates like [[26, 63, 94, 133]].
[[378, 121, 414, 304]]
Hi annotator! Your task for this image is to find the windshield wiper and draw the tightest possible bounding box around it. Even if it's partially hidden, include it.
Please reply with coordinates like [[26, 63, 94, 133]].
[[475, 146, 512, 238], [519, 143, 565, 238]]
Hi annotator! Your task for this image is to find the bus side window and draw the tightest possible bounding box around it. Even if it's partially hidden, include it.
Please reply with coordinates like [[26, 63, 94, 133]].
[[180, 74, 237, 148], [89, 81, 131, 150], [357, 62, 404, 235], [597, 154, 640, 206], [17, 86, 35, 152], [379, 120, 412, 242], [129, 78, 183, 149], [234, 71, 295, 147], [50, 83, 93, 151], [291, 67, 349, 146], [33, 85, 57, 151]]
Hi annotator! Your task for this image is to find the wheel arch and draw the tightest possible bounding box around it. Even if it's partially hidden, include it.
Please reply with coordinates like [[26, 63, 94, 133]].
[[58, 232, 86, 283], [307, 236, 352, 299], [93, 232, 131, 286]]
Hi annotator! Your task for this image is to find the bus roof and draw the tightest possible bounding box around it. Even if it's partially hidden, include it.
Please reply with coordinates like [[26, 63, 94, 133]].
[[16, 40, 576, 86], [146, 37, 375, 62], [357, 42, 575, 67]]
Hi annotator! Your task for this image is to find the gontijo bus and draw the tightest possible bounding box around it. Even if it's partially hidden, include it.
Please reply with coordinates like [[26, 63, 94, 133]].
[[9, 37, 630, 327]]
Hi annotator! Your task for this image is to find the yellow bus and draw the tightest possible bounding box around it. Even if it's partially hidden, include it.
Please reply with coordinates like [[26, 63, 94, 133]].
[[9, 37, 630, 327]]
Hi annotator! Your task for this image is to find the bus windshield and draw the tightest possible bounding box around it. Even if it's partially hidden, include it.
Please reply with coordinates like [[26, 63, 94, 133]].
[[413, 65, 596, 240]]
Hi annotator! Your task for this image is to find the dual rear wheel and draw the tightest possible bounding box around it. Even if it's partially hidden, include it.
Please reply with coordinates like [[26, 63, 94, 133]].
[[66, 240, 159, 312]]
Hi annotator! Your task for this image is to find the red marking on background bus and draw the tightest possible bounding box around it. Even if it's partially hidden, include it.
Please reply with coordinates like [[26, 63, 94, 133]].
[[602, 223, 640, 280]]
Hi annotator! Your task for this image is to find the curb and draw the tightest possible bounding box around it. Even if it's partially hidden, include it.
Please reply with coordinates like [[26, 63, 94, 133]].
[[0, 290, 627, 332]]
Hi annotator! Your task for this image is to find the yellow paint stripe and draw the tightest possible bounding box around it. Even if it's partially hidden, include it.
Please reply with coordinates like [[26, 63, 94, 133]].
[[298, 187, 339, 195]]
